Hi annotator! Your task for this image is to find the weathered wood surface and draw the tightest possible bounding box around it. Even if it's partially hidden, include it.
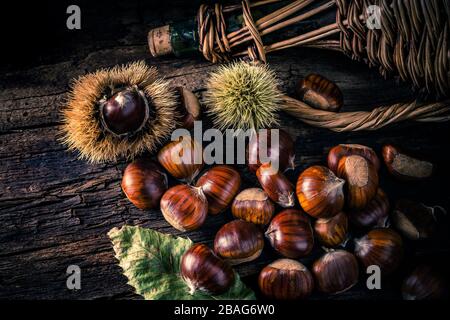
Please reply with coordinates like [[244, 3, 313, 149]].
[[0, 1, 449, 300]]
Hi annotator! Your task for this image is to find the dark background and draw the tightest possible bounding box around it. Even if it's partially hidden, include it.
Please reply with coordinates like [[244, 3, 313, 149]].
[[0, 0, 449, 300]]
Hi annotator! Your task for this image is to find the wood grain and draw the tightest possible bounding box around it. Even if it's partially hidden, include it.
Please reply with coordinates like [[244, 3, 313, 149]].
[[0, 0, 449, 300]]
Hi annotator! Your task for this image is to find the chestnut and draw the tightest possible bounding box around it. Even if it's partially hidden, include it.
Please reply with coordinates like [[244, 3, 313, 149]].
[[160, 185, 207, 231], [337, 155, 379, 209], [391, 199, 438, 240], [157, 136, 204, 183], [258, 259, 314, 300], [256, 163, 295, 208], [180, 243, 235, 295], [100, 86, 149, 136], [121, 159, 168, 210], [314, 211, 348, 247], [195, 165, 241, 215], [295, 74, 344, 112], [382, 144, 433, 180], [349, 188, 390, 228], [214, 220, 264, 265], [247, 129, 295, 173], [328, 144, 380, 174], [265, 209, 314, 258], [402, 265, 447, 300], [176, 87, 201, 129], [354, 228, 403, 275], [231, 188, 275, 225], [296, 166, 345, 219], [312, 250, 359, 294]]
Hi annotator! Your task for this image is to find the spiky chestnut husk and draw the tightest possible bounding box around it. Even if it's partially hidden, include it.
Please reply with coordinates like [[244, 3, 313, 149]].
[[204, 61, 282, 131], [61, 61, 178, 163]]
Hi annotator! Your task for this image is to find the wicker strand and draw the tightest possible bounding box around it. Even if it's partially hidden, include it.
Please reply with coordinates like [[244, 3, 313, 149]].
[[281, 96, 450, 132]]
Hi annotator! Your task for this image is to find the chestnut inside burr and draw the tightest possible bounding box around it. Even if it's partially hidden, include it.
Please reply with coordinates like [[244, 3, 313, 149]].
[[99, 86, 151, 137]]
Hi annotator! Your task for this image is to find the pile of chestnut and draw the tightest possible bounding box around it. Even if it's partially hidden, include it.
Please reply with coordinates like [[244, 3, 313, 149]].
[[121, 133, 446, 300]]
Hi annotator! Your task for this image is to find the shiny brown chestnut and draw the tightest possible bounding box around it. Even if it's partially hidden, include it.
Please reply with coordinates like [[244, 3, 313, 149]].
[[157, 136, 204, 183], [392, 199, 438, 240], [312, 250, 359, 294], [265, 209, 314, 258], [121, 159, 168, 210], [295, 74, 344, 112], [349, 188, 390, 228], [231, 188, 275, 225], [247, 129, 295, 173], [354, 228, 403, 275], [196, 165, 241, 215], [402, 265, 447, 300], [337, 155, 379, 209], [296, 166, 345, 219], [100, 86, 150, 136], [257, 163, 295, 208], [382, 144, 433, 180], [314, 211, 348, 247], [175, 87, 201, 129], [328, 144, 380, 174], [180, 243, 235, 295], [160, 185, 207, 231], [214, 220, 264, 265], [258, 259, 314, 300]]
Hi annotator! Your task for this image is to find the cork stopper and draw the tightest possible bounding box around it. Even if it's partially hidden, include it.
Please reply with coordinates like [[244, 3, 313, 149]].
[[148, 25, 173, 57]]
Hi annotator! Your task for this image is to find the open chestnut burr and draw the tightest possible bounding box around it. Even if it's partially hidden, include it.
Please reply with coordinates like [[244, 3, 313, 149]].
[[61, 61, 179, 163], [214, 220, 264, 265], [265, 209, 314, 259]]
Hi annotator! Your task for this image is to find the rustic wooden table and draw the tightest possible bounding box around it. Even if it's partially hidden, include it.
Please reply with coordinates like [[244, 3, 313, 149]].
[[0, 0, 448, 300]]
